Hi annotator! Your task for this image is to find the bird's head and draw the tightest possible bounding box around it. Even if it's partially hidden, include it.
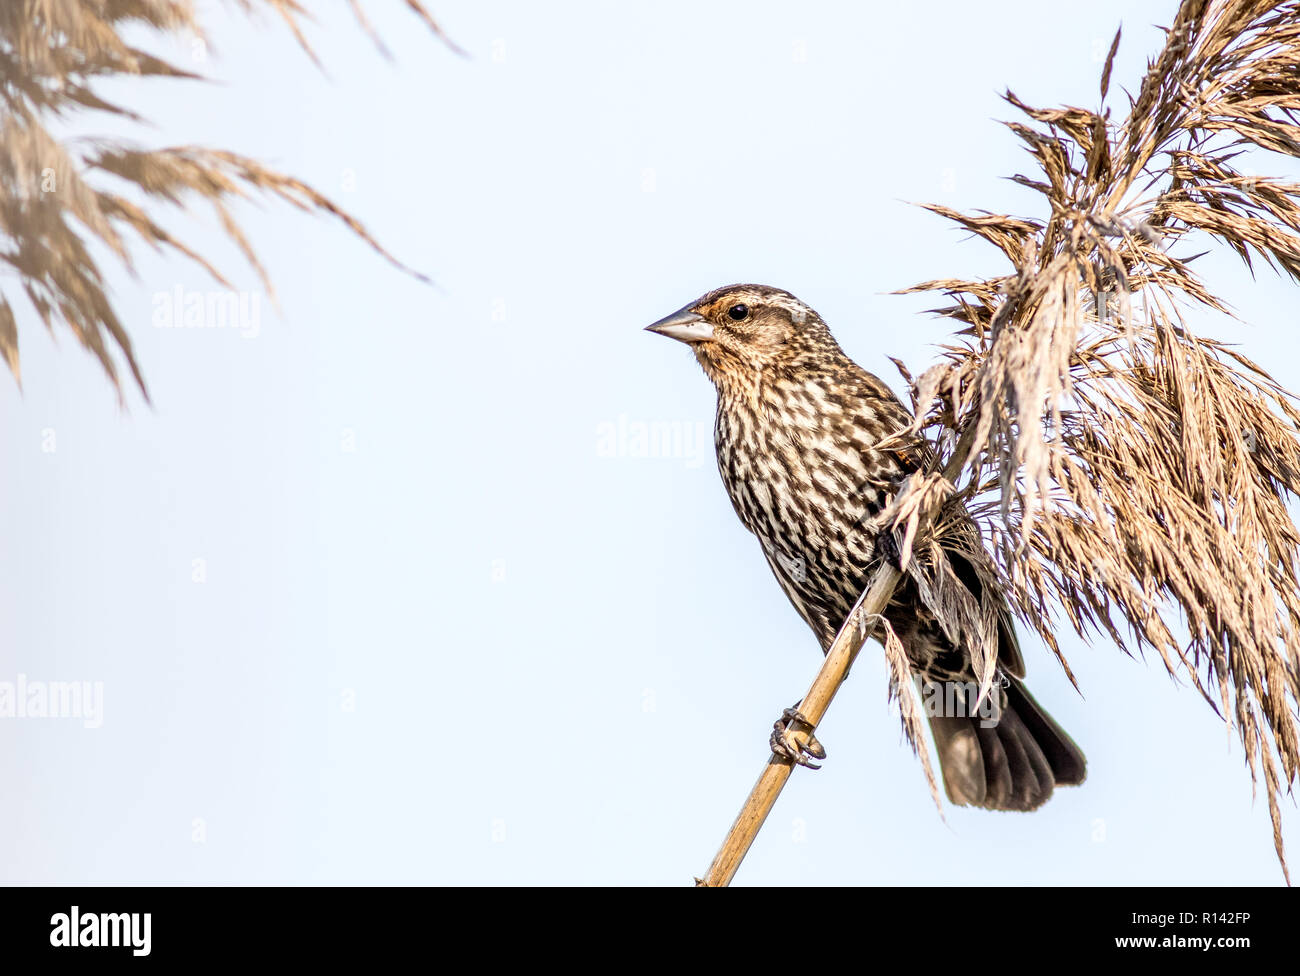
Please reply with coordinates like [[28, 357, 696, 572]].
[[645, 284, 843, 387]]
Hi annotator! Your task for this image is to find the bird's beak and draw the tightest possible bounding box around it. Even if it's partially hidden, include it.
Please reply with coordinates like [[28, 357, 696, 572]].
[[644, 306, 714, 344]]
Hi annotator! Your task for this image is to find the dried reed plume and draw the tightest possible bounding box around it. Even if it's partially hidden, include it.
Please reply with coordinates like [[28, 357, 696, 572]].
[[0, 0, 455, 400], [890, 0, 1300, 880]]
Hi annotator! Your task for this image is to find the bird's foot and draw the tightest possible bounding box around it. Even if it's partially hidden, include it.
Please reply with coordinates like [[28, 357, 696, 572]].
[[875, 528, 904, 570], [770, 706, 826, 769]]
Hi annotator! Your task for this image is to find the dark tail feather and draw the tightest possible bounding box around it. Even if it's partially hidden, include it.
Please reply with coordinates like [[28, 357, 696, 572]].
[[926, 675, 1086, 812]]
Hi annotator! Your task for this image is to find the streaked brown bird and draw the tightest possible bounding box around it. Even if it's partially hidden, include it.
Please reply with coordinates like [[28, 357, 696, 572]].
[[647, 284, 1086, 811]]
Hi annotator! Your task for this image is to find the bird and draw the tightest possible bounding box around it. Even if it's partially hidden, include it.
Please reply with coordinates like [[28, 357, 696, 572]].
[[646, 283, 1086, 811]]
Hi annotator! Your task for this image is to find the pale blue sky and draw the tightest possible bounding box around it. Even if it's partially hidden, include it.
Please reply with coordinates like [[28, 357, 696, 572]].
[[0, 0, 1293, 884]]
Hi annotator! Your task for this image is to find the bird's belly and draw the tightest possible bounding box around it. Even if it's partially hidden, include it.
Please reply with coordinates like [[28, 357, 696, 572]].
[[720, 433, 885, 637]]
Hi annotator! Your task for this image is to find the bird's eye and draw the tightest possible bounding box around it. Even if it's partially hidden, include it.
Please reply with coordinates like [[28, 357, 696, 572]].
[[728, 304, 749, 321]]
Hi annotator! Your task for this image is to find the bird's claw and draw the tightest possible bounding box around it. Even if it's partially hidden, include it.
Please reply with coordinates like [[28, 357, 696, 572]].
[[770, 706, 827, 769]]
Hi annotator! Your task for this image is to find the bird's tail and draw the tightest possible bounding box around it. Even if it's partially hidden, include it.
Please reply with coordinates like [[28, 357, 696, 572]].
[[925, 674, 1086, 811]]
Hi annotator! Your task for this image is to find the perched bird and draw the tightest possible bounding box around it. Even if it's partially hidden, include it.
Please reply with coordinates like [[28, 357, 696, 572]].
[[646, 284, 1086, 811]]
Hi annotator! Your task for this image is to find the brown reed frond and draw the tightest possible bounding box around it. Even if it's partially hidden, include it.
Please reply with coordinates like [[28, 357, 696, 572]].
[[0, 0, 454, 400], [899, 0, 1300, 880]]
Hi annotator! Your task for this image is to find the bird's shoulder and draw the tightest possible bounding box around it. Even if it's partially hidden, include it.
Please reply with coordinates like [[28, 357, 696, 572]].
[[818, 359, 929, 464], [832, 359, 910, 412]]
